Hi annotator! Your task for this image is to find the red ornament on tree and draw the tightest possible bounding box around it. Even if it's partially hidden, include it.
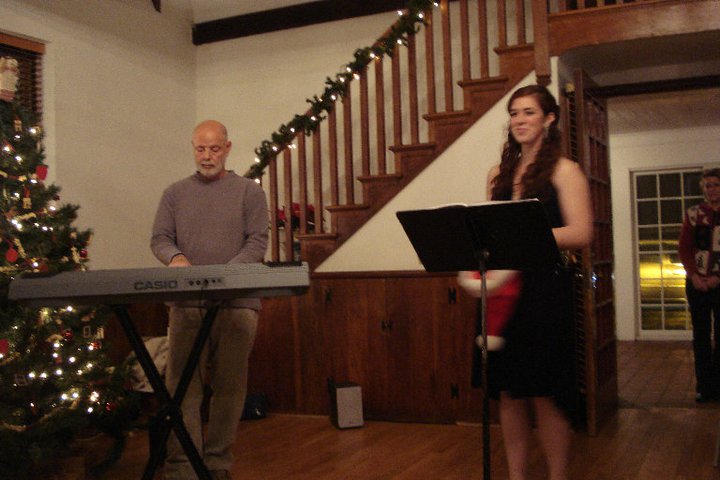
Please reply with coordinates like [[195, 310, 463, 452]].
[[0, 338, 9, 355], [63, 329, 73, 341], [5, 245, 18, 263], [35, 165, 48, 181]]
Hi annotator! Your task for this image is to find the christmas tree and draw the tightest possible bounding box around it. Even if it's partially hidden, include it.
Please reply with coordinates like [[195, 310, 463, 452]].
[[0, 57, 135, 476]]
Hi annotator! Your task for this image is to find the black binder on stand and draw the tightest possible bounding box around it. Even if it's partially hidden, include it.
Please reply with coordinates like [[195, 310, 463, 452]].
[[396, 199, 560, 480]]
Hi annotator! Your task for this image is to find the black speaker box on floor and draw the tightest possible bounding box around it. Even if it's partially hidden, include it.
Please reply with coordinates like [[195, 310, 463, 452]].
[[328, 381, 364, 429]]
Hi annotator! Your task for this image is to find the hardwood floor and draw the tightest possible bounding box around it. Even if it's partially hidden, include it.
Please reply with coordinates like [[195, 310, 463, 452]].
[[100, 341, 720, 480], [617, 340, 699, 408]]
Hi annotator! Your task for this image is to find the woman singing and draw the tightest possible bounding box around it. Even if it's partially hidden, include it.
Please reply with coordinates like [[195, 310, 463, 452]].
[[484, 84, 593, 480]]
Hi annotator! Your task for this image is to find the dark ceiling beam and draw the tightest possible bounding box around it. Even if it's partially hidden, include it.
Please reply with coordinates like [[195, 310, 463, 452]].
[[590, 75, 720, 98], [192, 0, 408, 45]]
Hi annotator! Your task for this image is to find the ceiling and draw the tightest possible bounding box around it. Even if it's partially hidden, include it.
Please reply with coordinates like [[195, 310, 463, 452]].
[[187, 0, 315, 23], [608, 88, 720, 134], [564, 32, 720, 134]]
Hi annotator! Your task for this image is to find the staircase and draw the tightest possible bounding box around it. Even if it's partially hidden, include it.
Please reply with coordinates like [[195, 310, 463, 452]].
[[259, 0, 719, 271]]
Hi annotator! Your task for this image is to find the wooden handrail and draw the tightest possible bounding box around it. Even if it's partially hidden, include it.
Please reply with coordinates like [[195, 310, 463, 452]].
[[554, 0, 671, 13]]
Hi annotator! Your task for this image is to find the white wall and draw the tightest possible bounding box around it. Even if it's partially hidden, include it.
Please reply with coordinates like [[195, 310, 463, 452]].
[[610, 124, 720, 340], [194, 11, 399, 176], [1, 0, 196, 269]]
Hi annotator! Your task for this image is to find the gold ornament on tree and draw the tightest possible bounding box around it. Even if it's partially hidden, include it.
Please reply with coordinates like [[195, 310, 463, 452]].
[[22, 186, 31, 210]]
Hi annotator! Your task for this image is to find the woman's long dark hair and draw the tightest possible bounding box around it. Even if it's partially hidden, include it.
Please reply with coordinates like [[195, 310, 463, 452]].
[[490, 85, 563, 201]]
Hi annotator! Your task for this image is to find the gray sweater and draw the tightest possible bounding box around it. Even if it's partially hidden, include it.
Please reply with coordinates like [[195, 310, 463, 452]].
[[151, 171, 269, 309]]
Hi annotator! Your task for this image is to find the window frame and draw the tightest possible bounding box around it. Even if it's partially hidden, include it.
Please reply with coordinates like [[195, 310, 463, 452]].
[[633, 167, 704, 339]]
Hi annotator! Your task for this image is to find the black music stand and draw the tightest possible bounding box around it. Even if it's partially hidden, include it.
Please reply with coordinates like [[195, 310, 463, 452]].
[[112, 301, 221, 480], [396, 199, 560, 480]]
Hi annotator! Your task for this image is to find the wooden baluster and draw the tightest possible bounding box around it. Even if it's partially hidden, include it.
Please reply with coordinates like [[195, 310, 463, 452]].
[[342, 84, 354, 204], [297, 134, 308, 236], [424, 8, 436, 115], [374, 57, 387, 175], [478, 0, 489, 78], [441, 0, 453, 112], [328, 105, 340, 206], [407, 34, 420, 144], [269, 157, 280, 262], [516, 0, 526, 45], [460, 0, 471, 82], [391, 45, 402, 146], [360, 67, 370, 177], [497, 0, 508, 48], [312, 127, 324, 233], [282, 148, 294, 262]]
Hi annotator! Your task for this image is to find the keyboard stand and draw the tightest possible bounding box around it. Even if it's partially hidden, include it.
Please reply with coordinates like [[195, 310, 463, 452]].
[[112, 302, 222, 480]]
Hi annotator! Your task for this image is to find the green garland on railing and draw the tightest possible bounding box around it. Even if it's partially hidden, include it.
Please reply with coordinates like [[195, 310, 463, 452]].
[[245, 0, 438, 180]]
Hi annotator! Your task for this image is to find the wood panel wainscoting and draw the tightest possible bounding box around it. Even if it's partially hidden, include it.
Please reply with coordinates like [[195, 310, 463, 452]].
[[247, 271, 486, 424]]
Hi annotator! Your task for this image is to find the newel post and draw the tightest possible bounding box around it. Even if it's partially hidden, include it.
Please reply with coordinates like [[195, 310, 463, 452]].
[[532, 0, 551, 86]]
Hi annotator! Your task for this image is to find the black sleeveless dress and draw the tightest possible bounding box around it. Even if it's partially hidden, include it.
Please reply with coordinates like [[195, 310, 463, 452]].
[[473, 185, 581, 424]]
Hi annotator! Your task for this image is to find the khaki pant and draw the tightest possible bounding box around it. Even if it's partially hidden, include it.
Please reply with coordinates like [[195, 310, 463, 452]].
[[163, 307, 258, 479]]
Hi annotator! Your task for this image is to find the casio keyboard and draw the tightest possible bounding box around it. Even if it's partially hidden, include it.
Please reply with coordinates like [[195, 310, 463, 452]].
[[8, 261, 310, 306], [8, 261, 310, 480]]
